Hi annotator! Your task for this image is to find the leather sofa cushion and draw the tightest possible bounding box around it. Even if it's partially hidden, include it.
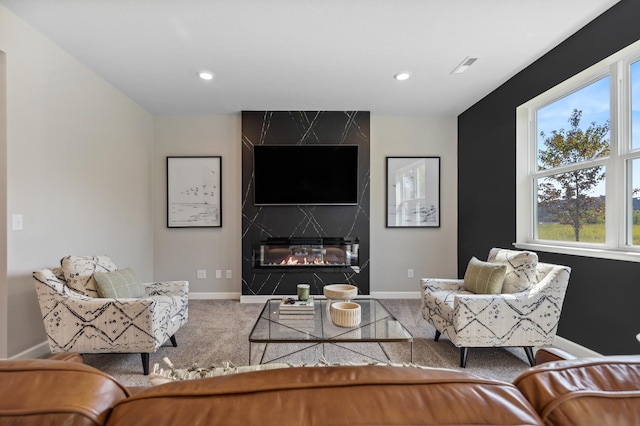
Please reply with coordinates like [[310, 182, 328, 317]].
[[0, 359, 129, 426], [514, 355, 640, 426], [108, 365, 544, 425]]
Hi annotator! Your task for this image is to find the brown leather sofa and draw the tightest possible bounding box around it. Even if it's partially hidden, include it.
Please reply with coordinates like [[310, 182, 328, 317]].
[[0, 349, 639, 425]]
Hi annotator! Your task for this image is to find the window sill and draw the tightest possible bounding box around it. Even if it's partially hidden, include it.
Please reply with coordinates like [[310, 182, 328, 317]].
[[514, 242, 640, 263]]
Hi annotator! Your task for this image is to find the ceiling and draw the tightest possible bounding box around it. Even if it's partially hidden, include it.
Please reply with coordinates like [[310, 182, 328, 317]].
[[0, 0, 621, 116]]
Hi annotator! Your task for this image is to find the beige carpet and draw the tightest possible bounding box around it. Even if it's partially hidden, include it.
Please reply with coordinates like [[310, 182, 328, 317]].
[[82, 299, 534, 387]]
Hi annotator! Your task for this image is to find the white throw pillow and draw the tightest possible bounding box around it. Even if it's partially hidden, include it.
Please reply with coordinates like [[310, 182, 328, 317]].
[[61, 255, 118, 297], [487, 248, 538, 293]]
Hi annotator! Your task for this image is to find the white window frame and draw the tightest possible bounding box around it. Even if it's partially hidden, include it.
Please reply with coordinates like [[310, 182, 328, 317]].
[[516, 39, 640, 262]]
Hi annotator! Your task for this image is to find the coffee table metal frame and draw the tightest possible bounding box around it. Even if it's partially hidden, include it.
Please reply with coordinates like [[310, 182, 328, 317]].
[[248, 298, 413, 365]]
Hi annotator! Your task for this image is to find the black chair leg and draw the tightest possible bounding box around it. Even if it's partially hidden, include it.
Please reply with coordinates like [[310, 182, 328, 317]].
[[170, 335, 177, 347], [523, 346, 535, 367], [141, 353, 150, 375], [434, 331, 441, 341], [460, 347, 468, 368]]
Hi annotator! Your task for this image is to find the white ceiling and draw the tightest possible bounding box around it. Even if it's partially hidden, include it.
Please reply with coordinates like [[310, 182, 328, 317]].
[[0, 0, 621, 116]]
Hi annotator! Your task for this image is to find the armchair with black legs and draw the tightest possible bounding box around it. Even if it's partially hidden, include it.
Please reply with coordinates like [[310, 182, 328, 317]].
[[33, 255, 189, 375], [421, 248, 571, 368]]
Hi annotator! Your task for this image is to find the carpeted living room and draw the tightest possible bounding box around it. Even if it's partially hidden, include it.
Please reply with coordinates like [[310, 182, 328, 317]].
[[82, 298, 535, 387], [3, 1, 640, 425]]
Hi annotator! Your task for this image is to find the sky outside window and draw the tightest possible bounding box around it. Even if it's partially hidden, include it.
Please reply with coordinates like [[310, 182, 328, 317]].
[[536, 76, 610, 197]]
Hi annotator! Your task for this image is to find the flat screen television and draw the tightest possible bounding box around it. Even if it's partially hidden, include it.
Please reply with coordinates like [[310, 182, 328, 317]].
[[253, 144, 359, 205]]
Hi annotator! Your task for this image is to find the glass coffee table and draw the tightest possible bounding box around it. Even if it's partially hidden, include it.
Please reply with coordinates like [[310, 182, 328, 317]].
[[249, 298, 413, 364]]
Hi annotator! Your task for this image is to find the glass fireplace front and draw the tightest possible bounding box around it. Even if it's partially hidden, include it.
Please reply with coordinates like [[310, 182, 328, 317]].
[[255, 237, 359, 271]]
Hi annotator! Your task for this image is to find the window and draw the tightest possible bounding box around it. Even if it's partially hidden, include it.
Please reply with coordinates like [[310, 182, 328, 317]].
[[516, 39, 640, 261]]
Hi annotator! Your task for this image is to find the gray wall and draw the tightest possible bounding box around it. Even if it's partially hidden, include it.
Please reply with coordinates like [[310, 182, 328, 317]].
[[458, 0, 640, 354], [152, 115, 242, 297], [1, 7, 154, 357]]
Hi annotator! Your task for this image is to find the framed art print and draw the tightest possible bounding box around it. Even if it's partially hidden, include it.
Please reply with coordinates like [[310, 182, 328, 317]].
[[386, 156, 440, 228], [167, 156, 222, 228]]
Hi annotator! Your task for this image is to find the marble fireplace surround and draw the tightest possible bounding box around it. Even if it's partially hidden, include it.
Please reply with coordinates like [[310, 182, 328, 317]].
[[241, 111, 370, 298]]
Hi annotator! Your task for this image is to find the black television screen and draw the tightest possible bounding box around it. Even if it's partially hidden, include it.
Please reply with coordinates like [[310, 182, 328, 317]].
[[253, 145, 359, 205]]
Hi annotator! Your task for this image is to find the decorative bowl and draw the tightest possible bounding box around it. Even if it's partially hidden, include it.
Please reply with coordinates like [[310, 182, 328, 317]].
[[323, 284, 358, 301], [330, 302, 361, 327]]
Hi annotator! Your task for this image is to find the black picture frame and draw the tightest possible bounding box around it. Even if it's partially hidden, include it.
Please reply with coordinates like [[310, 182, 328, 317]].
[[167, 156, 222, 228], [386, 156, 440, 228]]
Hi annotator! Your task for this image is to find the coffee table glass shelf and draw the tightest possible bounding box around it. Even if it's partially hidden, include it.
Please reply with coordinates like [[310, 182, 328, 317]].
[[249, 298, 413, 364]]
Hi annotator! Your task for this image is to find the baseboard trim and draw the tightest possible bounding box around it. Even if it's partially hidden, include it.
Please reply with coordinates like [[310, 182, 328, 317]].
[[552, 335, 601, 357], [10, 341, 50, 360]]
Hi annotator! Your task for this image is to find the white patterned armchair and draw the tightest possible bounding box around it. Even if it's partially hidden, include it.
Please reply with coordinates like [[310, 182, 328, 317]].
[[421, 248, 571, 368], [32, 256, 189, 375]]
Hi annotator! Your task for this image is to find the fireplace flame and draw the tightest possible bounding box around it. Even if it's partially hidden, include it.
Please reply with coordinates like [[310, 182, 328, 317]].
[[280, 256, 331, 265]]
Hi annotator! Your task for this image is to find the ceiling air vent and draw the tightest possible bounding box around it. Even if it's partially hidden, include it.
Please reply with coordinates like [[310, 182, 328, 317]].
[[451, 57, 478, 74]]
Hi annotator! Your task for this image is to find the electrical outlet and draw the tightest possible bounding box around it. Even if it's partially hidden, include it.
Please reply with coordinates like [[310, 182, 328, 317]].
[[197, 270, 206, 279], [215, 270, 222, 279], [226, 269, 232, 279], [408, 269, 414, 278]]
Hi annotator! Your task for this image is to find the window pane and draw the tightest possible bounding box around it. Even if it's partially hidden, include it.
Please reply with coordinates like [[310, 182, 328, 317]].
[[536, 77, 610, 170], [632, 61, 640, 149], [402, 171, 414, 199], [416, 163, 425, 199], [536, 167, 606, 243], [630, 159, 640, 245]]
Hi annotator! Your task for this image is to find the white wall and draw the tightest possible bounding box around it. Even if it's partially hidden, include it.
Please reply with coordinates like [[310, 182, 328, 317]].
[[152, 114, 458, 298], [0, 51, 7, 357], [370, 116, 458, 295], [1, 6, 154, 357], [153, 116, 242, 297]]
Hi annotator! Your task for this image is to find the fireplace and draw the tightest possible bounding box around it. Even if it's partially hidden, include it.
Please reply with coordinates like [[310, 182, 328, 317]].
[[254, 237, 359, 272]]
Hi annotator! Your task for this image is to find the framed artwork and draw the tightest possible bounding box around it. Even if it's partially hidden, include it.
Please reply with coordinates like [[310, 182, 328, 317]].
[[386, 156, 440, 228], [167, 156, 222, 228]]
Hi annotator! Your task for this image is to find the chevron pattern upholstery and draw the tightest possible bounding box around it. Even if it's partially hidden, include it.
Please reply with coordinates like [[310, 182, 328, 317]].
[[33, 258, 189, 375], [421, 249, 570, 368]]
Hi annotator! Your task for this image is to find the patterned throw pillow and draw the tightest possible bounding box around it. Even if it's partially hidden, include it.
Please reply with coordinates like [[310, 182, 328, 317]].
[[60, 255, 118, 297], [463, 257, 506, 294], [94, 267, 146, 298], [487, 248, 538, 293], [149, 357, 438, 386]]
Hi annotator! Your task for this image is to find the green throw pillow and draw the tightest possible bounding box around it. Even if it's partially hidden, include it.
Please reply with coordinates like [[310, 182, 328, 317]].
[[94, 267, 146, 298], [463, 257, 506, 294]]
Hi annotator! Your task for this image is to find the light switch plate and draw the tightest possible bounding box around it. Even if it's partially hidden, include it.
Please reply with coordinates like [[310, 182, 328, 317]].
[[12, 214, 23, 231]]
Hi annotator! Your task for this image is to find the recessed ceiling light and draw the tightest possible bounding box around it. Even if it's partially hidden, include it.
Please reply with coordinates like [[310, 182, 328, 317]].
[[451, 57, 478, 74], [394, 72, 411, 81], [198, 71, 214, 80]]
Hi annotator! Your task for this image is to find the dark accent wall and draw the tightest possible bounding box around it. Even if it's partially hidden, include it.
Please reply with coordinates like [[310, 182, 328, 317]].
[[241, 111, 370, 297], [458, 0, 640, 354]]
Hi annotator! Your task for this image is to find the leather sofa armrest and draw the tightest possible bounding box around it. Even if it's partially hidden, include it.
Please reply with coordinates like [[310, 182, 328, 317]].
[[0, 359, 130, 424], [534, 348, 577, 365], [514, 355, 640, 426]]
